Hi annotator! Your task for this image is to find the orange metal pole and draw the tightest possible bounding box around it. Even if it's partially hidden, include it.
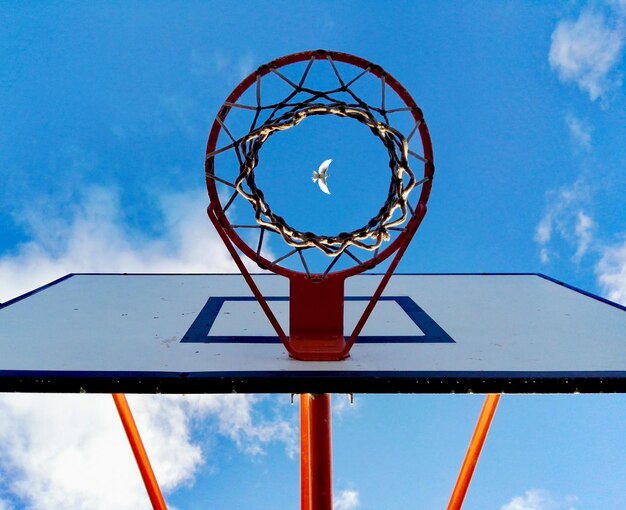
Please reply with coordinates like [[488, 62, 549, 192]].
[[300, 394, 333, 510], [447, 394, 501, 510], [309, 394, 333, 510], [300, 394, 312, 510], [112, 394, 168, 510]]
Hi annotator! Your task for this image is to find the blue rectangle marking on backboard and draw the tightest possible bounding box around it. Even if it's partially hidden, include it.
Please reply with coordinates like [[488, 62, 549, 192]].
[[180, 296, 455, 344]]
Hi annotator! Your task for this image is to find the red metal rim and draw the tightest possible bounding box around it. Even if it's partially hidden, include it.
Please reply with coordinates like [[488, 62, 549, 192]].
[[206, 49, 434, 279]]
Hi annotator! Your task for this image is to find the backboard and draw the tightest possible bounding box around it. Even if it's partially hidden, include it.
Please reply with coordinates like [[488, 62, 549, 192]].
[[0, 273, 624, 394]]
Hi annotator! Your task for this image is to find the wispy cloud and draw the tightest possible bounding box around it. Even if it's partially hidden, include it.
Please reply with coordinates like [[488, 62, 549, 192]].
[[501, 488, 579, 510], [573, 210, 594, 261], [156, 92, 199, 138], [596, 236, 626, 304], [334, 489, 360, 510], [565, 114, 592, 151], [534, 179, 595, 264], [332, 393, 356, 417], [609, 0, 626, 16], [191, 50, 255, 82], [549, 7, 625, 102], [180, 394, 298, 458]]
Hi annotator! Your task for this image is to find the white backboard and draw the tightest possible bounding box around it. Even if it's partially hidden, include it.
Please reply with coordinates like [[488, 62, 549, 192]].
[[1, 273, 624, 393]]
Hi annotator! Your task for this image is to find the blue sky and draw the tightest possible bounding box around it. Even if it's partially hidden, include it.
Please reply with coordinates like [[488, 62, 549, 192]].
[[0, 2, 625, 509]]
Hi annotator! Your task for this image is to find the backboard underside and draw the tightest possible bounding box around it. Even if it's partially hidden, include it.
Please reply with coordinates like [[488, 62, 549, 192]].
[[0, 273, 624, 394]]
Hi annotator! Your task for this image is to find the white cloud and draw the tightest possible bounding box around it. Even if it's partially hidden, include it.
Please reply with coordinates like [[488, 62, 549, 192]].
[[179, 394, 298, 458], [0, 394, 296, 510], [334, 489, 360, 510], [501, 488, 579, 510], [596, 236, 626, 304], [332, 393, 356, 417], [0, 186, 236, 302], [535, 216, 552, 245], [534, 179, 595, 264], [0, 394, 183, 510], [573, 210, 594, 261], [565, 114, 592, 150], [549, 8, 625, 101]]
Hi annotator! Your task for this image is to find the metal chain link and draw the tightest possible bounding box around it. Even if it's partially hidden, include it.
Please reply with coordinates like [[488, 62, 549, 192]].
[[232, 102, 416, 256]]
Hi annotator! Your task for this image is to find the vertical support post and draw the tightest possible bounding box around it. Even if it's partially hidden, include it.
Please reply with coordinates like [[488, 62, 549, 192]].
[[300, 394, 333, 510], [447, 394, 501, 510], [112, 394, 167, 510], [300, 394, 312, 510]]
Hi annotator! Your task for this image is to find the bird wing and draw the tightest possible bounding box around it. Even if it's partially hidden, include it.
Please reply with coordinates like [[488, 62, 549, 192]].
[[318, 159, 332, 175], [317, 177, 331, 195]]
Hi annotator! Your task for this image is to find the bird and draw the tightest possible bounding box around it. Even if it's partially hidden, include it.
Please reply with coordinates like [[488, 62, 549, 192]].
[[312, 159, 332, 195]]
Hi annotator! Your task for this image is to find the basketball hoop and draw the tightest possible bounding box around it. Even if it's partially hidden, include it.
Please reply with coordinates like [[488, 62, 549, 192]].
[[206, 50, 434, 360]]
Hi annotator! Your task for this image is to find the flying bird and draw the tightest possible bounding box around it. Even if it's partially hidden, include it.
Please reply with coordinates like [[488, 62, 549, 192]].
[[312, 158, 332, 195]]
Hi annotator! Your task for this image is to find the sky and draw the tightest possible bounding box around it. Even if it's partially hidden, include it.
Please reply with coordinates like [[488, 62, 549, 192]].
[[0, 1, 625, 509]]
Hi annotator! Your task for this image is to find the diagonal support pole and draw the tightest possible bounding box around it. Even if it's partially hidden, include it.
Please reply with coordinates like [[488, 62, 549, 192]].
[[447, 394, 501, 510], [112, 394, 167, 510]]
